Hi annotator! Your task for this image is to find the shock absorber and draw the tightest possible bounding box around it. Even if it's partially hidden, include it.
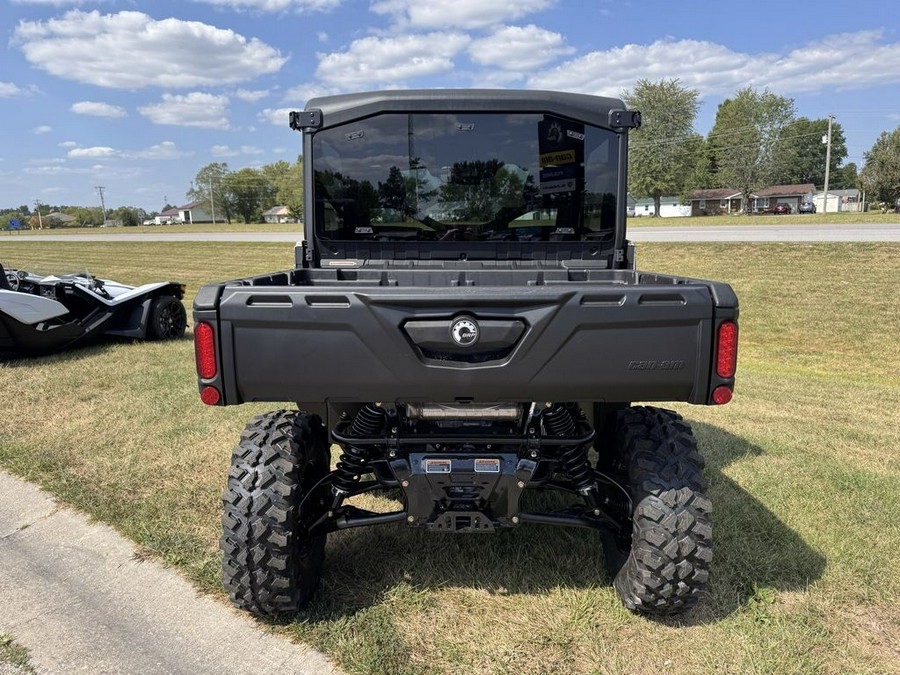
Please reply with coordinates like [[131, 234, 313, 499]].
[[543, 403, 599, 500], [332, 404, 387, 497]]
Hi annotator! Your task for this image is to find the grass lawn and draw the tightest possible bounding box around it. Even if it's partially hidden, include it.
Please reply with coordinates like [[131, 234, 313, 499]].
[[1, 241, 898, 674], [0, 634, 34, 673]]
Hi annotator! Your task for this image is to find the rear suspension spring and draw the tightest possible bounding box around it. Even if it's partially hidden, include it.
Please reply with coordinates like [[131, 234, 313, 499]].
[[332, 404, 386, 494], [544, 404, 594, 492]]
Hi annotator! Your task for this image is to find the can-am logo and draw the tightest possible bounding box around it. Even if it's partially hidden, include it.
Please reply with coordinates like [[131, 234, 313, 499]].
[[450, 317, 479, 347]]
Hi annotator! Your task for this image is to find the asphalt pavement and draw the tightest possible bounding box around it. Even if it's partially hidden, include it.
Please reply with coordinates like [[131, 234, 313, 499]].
[[2, 222, 900, 243], [0, 470, 339, 675]]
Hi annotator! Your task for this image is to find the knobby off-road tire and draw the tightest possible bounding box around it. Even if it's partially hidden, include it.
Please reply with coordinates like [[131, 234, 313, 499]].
[[221, 409, 330, 617], [608, 406, 712, 616], [147, 295, 187, 341]]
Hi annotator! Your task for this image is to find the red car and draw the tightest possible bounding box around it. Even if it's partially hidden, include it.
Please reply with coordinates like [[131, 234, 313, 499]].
[[772, 203, 792, 215]]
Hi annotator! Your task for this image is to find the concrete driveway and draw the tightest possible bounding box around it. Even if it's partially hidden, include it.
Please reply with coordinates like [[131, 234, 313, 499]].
[[0, 471, 339, 675]]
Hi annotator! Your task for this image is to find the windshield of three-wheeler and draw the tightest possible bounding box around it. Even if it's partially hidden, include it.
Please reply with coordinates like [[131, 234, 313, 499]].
[[312, 113, 619, 243]]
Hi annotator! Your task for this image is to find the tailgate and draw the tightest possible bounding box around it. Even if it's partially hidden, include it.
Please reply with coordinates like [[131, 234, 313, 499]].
[[201, 283, 728, 406]]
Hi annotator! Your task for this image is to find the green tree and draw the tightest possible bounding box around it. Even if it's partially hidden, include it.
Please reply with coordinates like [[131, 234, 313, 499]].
[[223, 167, 269, 223], [860, 127, 900, 205], [285, 158, 304, 222], [777, 117, 847, 187], [438, 159, 517, 221], [709, 87, 796, 214], [187, 162, 232, 223], [622, 79, 703, 216], [832, 162, 858, 190], [110, 206, 142, 227]]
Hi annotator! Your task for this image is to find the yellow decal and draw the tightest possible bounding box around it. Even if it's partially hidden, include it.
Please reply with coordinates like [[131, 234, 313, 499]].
[[540, 149, 576, 167]]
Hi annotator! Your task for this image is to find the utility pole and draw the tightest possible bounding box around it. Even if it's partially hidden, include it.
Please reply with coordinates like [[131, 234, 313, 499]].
[[33, 199, 43, 230], [95, 185, 107, 225], [822, 115, 834, 214]]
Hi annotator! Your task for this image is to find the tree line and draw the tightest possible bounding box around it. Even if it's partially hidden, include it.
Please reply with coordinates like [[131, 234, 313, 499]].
[[624, 80, 899, 215], [186, 158, 303, 224], [0, 157, 304, 230]]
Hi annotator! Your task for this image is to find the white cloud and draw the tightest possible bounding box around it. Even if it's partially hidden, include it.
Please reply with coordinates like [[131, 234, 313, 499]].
[[317, 31, 329, 43], [14, 10, 287, 89], [129, 141, 193, 160], [33, 125, 53, 134], [138, 93, 230, 128], [26, 157, 66, 165], [71, 101, 128, 118], [212, 145, 241, 157], [211, 144, 264, 156], [25, 164, 90, 176], [283, 82, 341, 106], [371, 0, 554, 29], [259, 107, 295, 126], [236, 88, 269, 102], [0, 82, 23, 97], [469, 25, 574, 70], [191, 0, 340, 11], [316, 32, 471, 88], [59, 141, 78, 148], [68, 146, 119, 158], [527, 31, 900, 98]]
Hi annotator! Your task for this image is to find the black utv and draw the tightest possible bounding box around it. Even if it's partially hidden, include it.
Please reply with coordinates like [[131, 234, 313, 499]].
[[193, 89, 738, 617]]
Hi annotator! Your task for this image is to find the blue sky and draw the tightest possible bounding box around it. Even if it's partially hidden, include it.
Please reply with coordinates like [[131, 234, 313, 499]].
[[2, 0, 899, 212]]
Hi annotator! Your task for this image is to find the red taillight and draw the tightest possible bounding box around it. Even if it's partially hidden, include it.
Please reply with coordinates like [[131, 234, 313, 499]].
[[200, 386, 220, 406], [194, 322, 217, 379], [716, 320, 738, 378], [712, 386, 733, 405]]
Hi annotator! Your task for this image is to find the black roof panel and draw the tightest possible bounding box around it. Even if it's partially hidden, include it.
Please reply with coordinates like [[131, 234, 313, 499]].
[[305, 89, 626, 130]]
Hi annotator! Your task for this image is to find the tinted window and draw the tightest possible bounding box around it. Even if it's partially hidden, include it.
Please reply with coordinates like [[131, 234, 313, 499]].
[[312, 113, 619, 243]]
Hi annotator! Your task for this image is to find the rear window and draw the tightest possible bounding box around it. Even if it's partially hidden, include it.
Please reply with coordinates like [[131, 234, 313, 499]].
[[312, 113, 619, 243]]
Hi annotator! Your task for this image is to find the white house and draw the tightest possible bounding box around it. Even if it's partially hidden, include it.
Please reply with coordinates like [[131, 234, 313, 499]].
[[263, 206, 294, 224], [632, 196, 691, 218], [154, 200, 216, 224]]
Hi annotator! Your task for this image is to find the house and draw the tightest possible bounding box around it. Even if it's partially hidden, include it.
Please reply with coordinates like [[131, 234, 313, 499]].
[[632, 196, 691, 218], [154, 200, 216, 225], [626, 193, 637, 217], [689, 189, 743, 216], [752, 184, 815, 213], [813, 189, 861, 213], [263, 206, 293, 224], [44, 211, 77, 227], [690, 184, 816, 215]]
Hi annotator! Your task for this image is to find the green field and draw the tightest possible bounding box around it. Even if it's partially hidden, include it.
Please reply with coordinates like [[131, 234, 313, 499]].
[[1, 241, 898, 674]]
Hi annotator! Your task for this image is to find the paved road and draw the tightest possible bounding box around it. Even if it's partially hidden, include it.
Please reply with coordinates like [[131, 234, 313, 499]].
[[2, 222, 900, 243], [0, 471, 338, 675]]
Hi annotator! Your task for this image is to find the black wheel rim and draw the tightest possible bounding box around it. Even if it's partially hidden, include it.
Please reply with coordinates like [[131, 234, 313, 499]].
[[158, 301, 186, 339]]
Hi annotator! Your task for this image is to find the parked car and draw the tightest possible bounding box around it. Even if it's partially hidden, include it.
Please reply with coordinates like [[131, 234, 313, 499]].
[[772, 203, 792, 215], [798, 201, 816, 214]]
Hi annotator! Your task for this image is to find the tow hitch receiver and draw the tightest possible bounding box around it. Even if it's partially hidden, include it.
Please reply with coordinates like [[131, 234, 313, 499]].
[[390, 453, 537, 531]]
